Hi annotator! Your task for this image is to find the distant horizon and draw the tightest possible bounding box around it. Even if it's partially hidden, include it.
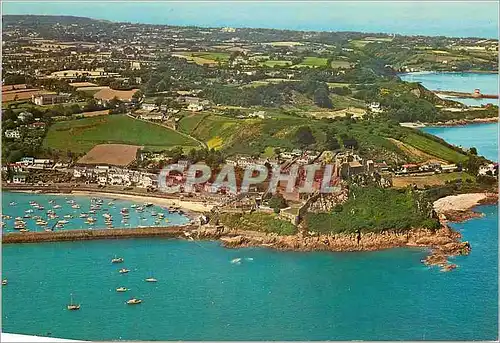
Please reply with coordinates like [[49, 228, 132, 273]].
[[2, 1, 499, 39]]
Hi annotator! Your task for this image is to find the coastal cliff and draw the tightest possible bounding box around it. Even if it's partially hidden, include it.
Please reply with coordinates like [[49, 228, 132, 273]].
[[194, 225, 470, 271]]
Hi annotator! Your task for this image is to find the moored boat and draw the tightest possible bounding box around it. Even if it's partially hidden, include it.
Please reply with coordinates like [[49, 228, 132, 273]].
[[145, 278, 158, 282], [111, 257, 124, 263], [116, 287, 128, 292], [119, 268, 130, 274], [67, 294, 80, 311], [127, 298, 142, 305], [2, 279, 7, 285]]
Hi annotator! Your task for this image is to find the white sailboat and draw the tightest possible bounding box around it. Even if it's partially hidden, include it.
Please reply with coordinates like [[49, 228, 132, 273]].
[[67, 294, 80, 311]]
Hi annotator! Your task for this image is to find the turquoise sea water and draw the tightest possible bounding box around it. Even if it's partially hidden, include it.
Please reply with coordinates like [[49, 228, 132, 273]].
[[399, 72, 499, 106], [1, 192, 189, 233], [422, 123, 498, 162], [2, 204, 498, 340]]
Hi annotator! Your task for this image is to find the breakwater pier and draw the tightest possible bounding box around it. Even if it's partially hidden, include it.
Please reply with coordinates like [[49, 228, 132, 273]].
[[3, 225, 199, 244]]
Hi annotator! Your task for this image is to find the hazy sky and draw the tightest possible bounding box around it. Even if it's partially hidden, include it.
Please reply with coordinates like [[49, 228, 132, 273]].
[[2, 1, 499, 38]]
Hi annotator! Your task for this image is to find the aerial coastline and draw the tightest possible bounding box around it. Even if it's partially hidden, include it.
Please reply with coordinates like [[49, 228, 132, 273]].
[[4, 185, 496, 272], [1, 10, 498, 341]]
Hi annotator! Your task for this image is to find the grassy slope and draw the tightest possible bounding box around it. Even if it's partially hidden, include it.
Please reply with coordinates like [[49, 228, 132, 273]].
[[401, 133, 468, 164], [220, 212, 297, 235], [178, 113, 469, 164], [43, 115, 200, 153]]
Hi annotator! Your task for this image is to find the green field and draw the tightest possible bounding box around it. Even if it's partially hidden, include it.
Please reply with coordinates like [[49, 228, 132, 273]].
[[178, 113, 209, 134], [193, 52, 230, 61], [330, 60, 353, 68], [297, 56, 329, 67], [43, 115, 201, 153], [260, 60, 292, 67], [402, 133, 468, 164]]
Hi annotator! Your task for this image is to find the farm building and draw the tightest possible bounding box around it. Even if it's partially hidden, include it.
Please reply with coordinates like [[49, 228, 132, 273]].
[[32, 93, 69, 106]]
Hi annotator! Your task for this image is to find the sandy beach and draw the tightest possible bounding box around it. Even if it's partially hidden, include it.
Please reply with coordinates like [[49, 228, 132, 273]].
[[433, 193, 494, 213]]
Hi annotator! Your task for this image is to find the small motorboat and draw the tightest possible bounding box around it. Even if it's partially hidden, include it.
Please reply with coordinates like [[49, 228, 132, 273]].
[[53, 205, 62, 209], [151, 211, 157, 217], [145, 278, 158, 283], [130, 204, 137, 208], [45, 228, 53, 232], [119, 268, 130, 274], [111, 257, 124, 263], [116, 287, 128, 292], [2, 279, 8, 286], [120, 208, 129, 215], [72, 204, 80, 209], [58, 220, 69, 224], [79, 213, 88, 218], [19, 229, 30, 232], [36, 220, 48, 226], [9, 202, 17, 206], [144, 203, 153, 207], [15, 217, 23, 221], [127, 298, 142, 305], [25, 209, 34, 214], [64, 215, 72, 219]]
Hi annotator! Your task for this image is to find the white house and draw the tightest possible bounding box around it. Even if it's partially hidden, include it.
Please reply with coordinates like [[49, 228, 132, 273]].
[[12, 174, 27, 184], [441, 164, 458, 173], [98, 175, 108, 185], [248, 111, 267, 119], [20, 157, 35, 166], [141, 103, 157, 111], [369, 102, 383, 114], [4, 129, 21, 139], [478, 163, 497, 176], [187, 103, 204, 112]]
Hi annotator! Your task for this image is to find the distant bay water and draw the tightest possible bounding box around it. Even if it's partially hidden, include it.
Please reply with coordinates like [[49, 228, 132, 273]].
[[399, 72, 499, 106], [422, 123, 498, 162]]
